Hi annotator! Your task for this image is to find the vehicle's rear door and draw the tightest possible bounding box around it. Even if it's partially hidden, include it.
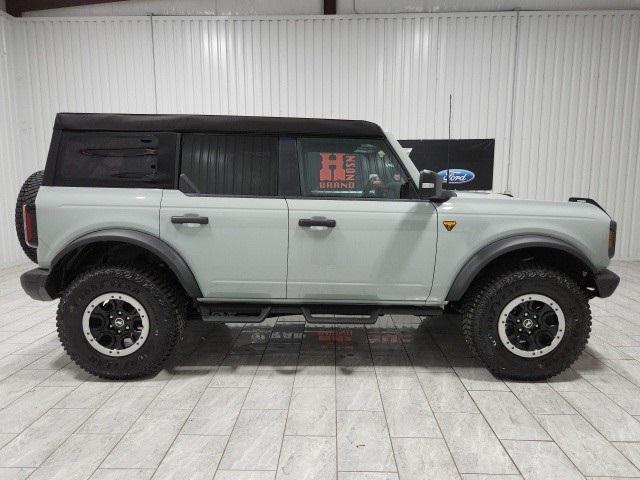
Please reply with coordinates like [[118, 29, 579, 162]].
[[160, 134, 288, 300], [284, 137, 438, 303]]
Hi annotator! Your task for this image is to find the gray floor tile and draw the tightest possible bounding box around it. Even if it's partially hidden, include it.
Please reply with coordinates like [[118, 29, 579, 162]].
[[435, 412, 517, 474], [0, 369, 56, 409], [416, 372, 478, 414], [54, 381, 122, 410], [0, 468, 34, 480], [451, 358, 510, 391], [243, 369, 295, 410], [392, 437, 459, 479], [336, 370, 383, 411], [0, 408, 93, 467], [181, 387, 247, 435], [214, 471, 276, 480], [506, 382, 576, 415], [277, 436, 336, 480], [337, 410, 396, 472], [28, 433, 120, 480], [380, 388, 441, 438], [89, 469, 154, 480], [560, 391, 640, 441], [0, 386, 75, 434], [152, 434, 227, 480], [502, 440, 583, 480], [78, 386, 161, 434], [470, 391, 550, 441], [219, 409, 287, 471], [338, 474, 399, 480], [286, 387, 336, 436], [536, 414, 640, 476], [148, 372, 214, 411], [460, 476, 522, 480], [613, 441, 640, 470], [209, 355, 261, 388], [102, 409, 189, 469], [294, 355, 335, 389]]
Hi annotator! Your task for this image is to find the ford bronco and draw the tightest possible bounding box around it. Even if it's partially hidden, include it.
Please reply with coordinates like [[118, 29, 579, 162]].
[[17, 113, 619, 380]]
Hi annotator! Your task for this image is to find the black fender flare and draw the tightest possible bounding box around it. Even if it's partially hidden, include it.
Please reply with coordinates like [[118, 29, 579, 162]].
[[49, 229, 202, 298], [445, 234, 598, 302]]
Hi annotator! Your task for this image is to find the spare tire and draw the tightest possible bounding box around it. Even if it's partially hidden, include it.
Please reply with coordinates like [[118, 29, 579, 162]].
[[15, 171, 44, 263]]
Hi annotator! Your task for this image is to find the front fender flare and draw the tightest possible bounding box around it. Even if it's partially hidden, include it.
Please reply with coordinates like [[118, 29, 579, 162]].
[[49, 229, 202, 298], [445, 234, 597, 302]]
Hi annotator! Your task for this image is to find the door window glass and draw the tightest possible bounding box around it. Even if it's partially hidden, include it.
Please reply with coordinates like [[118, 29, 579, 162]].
[[297, 138, 414, 199], [180, 134, 278, 196]]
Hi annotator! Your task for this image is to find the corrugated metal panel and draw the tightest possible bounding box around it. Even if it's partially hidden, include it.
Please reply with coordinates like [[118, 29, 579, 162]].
[[510, 11, 640, 258], [0, 13, 24, 266], [1, 11, 639, 263], [12, 16, 156, 164], [152, 13, 516, 189]]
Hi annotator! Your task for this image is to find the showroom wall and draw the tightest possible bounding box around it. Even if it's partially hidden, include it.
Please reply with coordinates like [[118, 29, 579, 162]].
[[0, 10, 639, 265]]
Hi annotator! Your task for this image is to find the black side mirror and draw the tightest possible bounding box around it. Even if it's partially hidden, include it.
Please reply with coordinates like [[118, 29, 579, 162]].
[[418, 170, 443, 200]]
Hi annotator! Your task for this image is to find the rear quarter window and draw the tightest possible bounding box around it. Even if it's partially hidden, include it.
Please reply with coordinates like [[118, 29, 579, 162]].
[[54, 131, 178, 188]]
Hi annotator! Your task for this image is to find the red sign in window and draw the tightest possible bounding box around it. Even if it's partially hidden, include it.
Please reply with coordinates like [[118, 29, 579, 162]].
[[318, 152, 357, 190]]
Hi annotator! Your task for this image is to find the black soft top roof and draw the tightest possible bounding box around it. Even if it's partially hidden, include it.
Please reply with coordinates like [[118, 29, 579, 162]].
[[54, 113, 385, 138]]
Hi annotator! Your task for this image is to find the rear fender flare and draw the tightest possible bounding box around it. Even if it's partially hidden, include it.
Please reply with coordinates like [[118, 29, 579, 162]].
[[50, 229, 202, 298]]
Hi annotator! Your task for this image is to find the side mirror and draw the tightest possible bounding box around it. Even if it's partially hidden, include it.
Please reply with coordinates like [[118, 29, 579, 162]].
[[418, 170, 443, 200]]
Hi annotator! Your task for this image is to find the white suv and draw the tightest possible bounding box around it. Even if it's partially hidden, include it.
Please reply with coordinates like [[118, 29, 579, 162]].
[[16, 113, 619, 380]]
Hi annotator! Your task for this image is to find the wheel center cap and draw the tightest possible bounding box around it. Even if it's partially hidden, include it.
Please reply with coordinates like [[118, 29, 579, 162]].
[[114, 318, 125, 328], [522, 318, 534, 329]]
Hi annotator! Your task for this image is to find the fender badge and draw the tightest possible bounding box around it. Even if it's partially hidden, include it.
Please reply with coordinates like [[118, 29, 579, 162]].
[[443, 220, 457, 231]]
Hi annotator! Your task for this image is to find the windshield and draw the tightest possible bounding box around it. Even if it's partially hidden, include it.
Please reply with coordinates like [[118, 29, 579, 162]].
[[384, 132, 419, 187]]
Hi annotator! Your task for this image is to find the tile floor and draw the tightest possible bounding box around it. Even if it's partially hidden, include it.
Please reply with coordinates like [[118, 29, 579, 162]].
[[0, 261, 638, 479]]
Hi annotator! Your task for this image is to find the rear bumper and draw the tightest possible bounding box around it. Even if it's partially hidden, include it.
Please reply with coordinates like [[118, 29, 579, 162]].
[[20, 268, 53, 301], [593, 268, 620, 298]]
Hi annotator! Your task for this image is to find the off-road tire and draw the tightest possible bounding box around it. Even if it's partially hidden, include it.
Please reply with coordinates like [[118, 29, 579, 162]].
[[57, 266, 185, 379], [460, 264, 591, 380], [15, 170, 44, 263]]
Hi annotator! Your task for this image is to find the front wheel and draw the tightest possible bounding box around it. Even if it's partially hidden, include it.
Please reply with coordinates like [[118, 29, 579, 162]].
[[461, 265, 591, 380], [57, 266, 184, 379]]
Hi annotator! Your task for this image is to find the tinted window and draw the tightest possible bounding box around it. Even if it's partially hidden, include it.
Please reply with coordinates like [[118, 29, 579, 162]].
[[180, 134, 278, 196], [298, 138, 415, 199], [55, 131, 177, 188]]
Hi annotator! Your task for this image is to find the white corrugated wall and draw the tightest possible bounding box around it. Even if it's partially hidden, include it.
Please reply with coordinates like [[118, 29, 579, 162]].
[[510, 11, 640, 260], [0, 11, 638, 264], [0, 13, 23, 266]]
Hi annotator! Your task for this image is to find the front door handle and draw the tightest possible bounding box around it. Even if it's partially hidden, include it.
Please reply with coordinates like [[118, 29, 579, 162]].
[[171, 215, 209, 225], [299, 218, 336, 228]]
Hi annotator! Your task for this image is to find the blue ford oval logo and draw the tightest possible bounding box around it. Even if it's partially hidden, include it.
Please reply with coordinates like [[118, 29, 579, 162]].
[[437, 168, 476, 184]]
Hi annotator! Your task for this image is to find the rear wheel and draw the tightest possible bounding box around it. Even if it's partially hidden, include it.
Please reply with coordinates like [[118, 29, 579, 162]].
[[57, 266, 184, 379], [15, 170, 43, 263], [461, 265, 591, 380]]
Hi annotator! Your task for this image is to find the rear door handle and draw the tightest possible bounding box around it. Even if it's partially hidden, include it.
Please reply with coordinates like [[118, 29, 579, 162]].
[[299, 218, 336, 228], [171, 215, 209, 225]]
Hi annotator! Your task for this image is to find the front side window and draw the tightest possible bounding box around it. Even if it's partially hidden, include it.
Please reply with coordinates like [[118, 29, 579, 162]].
[[180, 134, 278, 196], [298, 137, 415, 199]]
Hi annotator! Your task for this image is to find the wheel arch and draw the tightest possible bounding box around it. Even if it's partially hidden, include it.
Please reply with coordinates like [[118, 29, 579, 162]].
[[445, 235, 598, 302], [46, 229, 202, 298]]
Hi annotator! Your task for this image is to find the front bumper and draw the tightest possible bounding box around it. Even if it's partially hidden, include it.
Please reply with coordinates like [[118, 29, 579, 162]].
[[20, 268, 53, 301], [593, 268, 620, 298]]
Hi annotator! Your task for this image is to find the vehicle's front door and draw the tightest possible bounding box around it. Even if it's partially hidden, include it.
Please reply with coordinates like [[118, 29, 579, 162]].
[[285, 137, 438, 303], [160, 133, 288, 300]]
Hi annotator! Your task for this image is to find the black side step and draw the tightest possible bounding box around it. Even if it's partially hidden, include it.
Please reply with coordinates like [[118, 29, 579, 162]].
[[301, 307, 380, 325], [201, 307, 271, 323]]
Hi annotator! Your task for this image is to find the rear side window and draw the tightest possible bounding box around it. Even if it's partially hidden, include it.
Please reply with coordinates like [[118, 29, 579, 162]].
[[55, 131, 177, 188], [179, 134, 278, 196]]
